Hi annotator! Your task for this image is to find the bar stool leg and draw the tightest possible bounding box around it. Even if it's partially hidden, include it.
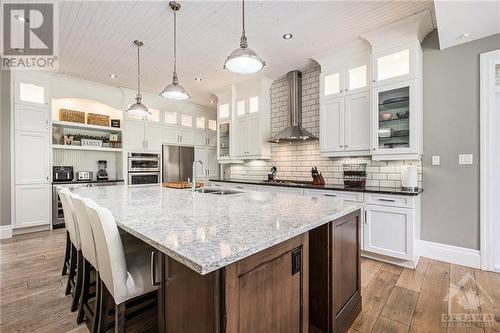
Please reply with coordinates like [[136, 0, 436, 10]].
[[91, 273, 101, 333], [77, 258, 90, 324], [115, 303, 126, 333], [62, 231, 70, 276], [65, 244, 76, 296], [71, 250, 84, 312], [97, 279, 110, 333]]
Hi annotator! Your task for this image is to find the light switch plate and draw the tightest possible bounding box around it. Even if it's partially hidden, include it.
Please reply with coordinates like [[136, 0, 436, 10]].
[[459, 154, 473, 165], [432, 156, 440, 165]]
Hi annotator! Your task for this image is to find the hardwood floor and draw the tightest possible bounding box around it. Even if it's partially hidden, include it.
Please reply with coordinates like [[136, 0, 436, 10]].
[[1, 229, 499, 333]]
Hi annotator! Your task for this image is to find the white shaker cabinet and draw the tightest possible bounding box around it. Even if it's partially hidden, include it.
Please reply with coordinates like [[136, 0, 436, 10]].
[[320, 91, 370, 156], [344, 91, 370, 152], [12, 72, 52, 232], [15, 104, 50, 133], [125, 120, 162, 152], [363, 205, 414, 260], [15, 131, 50, 184], [125, 120, 146, 151], [320, 97, 343, 153], [145, 123, 162, 151], [15, 184, 51, 229]]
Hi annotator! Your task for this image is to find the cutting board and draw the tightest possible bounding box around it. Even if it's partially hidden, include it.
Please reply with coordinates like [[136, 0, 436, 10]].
[[162, 181, 204, 189]]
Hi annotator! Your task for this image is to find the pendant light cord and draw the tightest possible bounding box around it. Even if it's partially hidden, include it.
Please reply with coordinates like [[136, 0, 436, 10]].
[[137, 43, 141, 98], [173, 8, 178, 82], [239, 0, 248, 48]]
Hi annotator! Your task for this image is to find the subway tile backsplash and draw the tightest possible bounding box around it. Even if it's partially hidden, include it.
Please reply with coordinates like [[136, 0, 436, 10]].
[[229, 66, 423, 188]]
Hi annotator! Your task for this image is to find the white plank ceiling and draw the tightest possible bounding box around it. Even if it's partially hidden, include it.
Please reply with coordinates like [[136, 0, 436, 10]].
[[57, 0, 435, 106]]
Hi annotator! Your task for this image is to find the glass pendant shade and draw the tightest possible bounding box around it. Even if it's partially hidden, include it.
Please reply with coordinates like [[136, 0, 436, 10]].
[[224, 46, 265, 74]]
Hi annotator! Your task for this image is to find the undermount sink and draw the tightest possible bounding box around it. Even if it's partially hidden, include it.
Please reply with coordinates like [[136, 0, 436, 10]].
[[196, 187, 243, 195]]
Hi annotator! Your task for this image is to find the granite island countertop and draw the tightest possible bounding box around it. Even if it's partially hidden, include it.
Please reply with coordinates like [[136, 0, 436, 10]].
[[71, 185, 362, 275]]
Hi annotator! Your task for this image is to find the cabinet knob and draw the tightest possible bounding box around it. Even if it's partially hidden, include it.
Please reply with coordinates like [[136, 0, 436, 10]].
[[372, 80, 376, 83]]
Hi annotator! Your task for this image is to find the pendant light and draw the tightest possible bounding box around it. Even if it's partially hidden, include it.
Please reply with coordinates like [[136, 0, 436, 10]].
[[224, 0, 265, 74], [160, 1, 190, 100], [126, 40, 151, 118]]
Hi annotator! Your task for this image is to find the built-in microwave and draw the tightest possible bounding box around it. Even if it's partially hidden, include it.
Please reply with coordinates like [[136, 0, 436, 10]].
[[128, 152, 160, 172], [128, 172, 161, 186]]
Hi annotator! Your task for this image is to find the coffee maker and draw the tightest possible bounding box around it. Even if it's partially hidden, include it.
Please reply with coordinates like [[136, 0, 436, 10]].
[[96, 160, 109, 181]]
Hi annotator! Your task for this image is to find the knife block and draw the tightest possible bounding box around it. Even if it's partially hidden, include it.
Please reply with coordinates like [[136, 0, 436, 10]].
[[312, 173, 325, 185]]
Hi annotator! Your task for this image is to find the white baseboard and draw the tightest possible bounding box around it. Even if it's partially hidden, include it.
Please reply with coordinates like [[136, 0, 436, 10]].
[[0, 225, 13, 239], [361, 250, 418, 269], [495, 264, 500, 273], [418, 240, 480, 269]]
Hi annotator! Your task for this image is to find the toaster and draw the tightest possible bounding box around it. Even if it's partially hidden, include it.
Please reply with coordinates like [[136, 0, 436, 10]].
[[76, 171, 93, 181]]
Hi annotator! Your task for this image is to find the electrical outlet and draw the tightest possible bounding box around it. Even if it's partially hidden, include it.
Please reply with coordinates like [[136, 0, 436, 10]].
[[432, 156, 440, 165], [459, 154, 473, 165]]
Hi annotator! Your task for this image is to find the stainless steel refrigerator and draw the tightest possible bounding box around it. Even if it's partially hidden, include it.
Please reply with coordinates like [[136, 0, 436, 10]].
[[162, 145, 194, 182]]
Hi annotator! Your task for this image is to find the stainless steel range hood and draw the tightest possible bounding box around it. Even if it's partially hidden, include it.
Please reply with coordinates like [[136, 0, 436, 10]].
[[269, 70, 319, 143]]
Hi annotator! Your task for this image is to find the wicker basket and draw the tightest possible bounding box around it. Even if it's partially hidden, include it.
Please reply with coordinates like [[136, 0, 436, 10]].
[[87, 113, 110, 127], [59, 109, 85, 124]]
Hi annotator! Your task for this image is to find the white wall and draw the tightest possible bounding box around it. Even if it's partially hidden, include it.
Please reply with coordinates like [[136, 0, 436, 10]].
[[495, 88, 500, 271]]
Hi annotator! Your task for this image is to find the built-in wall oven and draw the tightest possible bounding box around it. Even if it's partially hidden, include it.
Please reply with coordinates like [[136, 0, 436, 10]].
[[127, 152, 161, 186]]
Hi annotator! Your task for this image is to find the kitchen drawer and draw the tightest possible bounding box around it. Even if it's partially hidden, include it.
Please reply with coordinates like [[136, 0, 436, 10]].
[[304, 189, 363, 202], [365, 193, 413, 208]]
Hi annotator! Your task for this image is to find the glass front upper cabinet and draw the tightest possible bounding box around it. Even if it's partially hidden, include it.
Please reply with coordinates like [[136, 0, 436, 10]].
[[236, 100, 246, 116], [347, 65, 367, 91], [218, 103, 230, 119], [165, 111, 178, 125], [181, 114, 193, 127], [196, 117, 206, 129], [16, 80, 48, 105], [324, 72, 341, 96], [374, 80, 416, 153], [373, 44, 417, 85], [207, 119, 217, 131], [249, 96, 259, 113], [219, 123, 230, 158]]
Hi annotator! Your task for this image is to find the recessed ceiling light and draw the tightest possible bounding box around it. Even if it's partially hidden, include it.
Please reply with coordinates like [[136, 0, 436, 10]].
[[14, 15, 29, 23], [283, 33, 293, 40], [108, 73, 118, 79], [459, 33, 469, 39], [194, 77, 203, 82], [209, 100, 215, 104]]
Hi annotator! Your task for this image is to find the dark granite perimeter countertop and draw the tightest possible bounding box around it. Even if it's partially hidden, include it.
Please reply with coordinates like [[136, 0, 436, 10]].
[[210, 178, 423, 196]]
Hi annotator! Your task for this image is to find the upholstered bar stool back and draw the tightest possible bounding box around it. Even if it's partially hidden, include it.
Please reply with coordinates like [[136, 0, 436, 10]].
[[71, 194, 98, 268], [58, 188, 81, 250], [86, 204, 129, 304]]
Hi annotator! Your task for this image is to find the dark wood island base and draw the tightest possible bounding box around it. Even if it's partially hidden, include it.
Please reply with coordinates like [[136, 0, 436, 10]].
[[157, 209, 361, 333]]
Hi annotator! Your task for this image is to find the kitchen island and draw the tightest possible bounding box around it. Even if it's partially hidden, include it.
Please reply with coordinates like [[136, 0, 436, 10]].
[[72, 185, 363, 333]]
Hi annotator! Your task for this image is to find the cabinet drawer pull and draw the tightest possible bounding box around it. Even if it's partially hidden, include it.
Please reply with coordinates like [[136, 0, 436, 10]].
[[151, 251, 160, 287], [236, 185, 244, 189], [324, 193, 337, 197], [378, 198, 396, 202]]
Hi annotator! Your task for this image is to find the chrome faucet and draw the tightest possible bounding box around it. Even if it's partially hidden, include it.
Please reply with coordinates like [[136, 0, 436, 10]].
[[192, 160, 207, 191]]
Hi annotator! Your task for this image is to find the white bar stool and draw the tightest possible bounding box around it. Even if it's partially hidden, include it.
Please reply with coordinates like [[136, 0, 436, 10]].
[[58, 188, 83, 312], [86, 202, 158, 333]]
